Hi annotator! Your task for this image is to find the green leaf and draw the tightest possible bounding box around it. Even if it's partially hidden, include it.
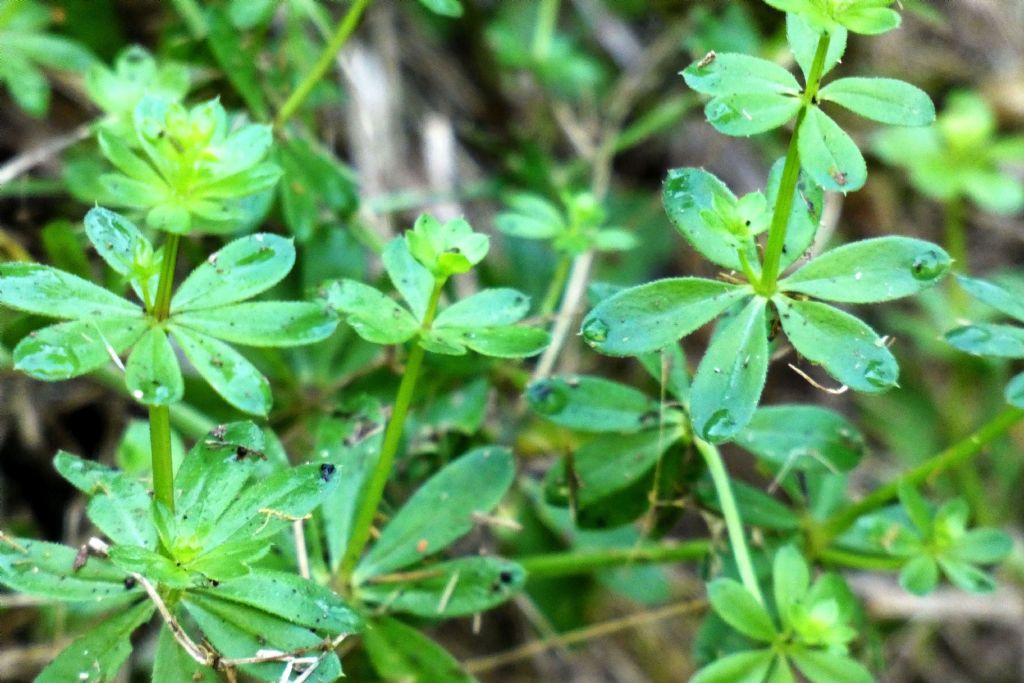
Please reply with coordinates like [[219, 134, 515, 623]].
[[1, 52, 49, 116], [840, 5, 900, 35], [581, 278, 750, 356], [359, 556, 524, 618], [324, 279, 420, 344], [736, 405, 865, 473], [682, 53, 801, 96], [766, 158, 824, 271], [690, 297, 769, 442], [790, 650, 874, 683], [0, 537, 138, 602], [169, 325, 272, 415], [898, 480, 932, 534], [84, 207, 158, 301], [767, 658, 797, 683], [899, 554, 939, 595], [190, 570, 360, 632], [406, 214, 489, 277], [0, 262, 142, 319], [97, 130, 164, 185], [313, 399, 386, 572], [696, 476, 801, 531], [1006, 371, 1024, 408], [174, 302, 337, 347], [36, 601, 155, 683], [798, 106, 867, 191], [434, 288, 531, 328], [276, 137, 358, 241], [363, 616, 476, 683], [184, 594, 343, 683], [198, 461, 341, 550], [170, 422, 263, 548], [170, 233, 295, 312], [691, 649, 775, 683], [418, 0, 464, 17], [525, 374, 660, 433], [956, 275, 1024, 322], [662, 166, 762, 271], [945, 323, 1024, 358], [54, 451, 158, 548], [705, 93, 803, 136], [125, 326, 183, 405], [383, 237, 436, 322], [708, 578, 777, 641], [13, 316, 148, 380], [153, 625, 218, 682], [775, 297, 899, 392], [787, 14, 846, 82], [544, 428, 681, 509], [356, 447, 514, 581], [495, 194, 565, 239], [780, 237, 951, 303], [426, 325, 550, 358], [819, 77, 934, 126], [774, 546, 810, 627], [938, 558, 997, 594], [207, 7, 269, 119], [951, 529, 1012, 564], [108, 545, 204, 588]]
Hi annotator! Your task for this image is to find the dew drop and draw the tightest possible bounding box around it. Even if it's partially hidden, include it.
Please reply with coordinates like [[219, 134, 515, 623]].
[[581, 317, 610, 345], [910, 251, 946, 281], [526, 380, 569, 416], [703, 408, 736, 441], [864, 360, 896, 388]]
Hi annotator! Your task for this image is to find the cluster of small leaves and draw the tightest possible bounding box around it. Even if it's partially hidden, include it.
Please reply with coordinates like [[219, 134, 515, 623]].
[[0, 0, 95, 116], [683, 13, 933, 191], [874, 90, 1024, 214], [496, 191, 637, 255], [0, 208, 335, 415], [945, 274, 1024, 407], [97, 97, 281, 234], [694, 546, 872, 683], [847, 483, 1012, 595], [325, 214, 550, 358], [765, 0, 902, 35], [0, 423, 359, 682]]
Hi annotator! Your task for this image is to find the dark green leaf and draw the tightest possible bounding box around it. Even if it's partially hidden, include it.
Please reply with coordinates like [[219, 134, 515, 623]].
[[13, 316, 148, 380], [359, 556, 524, 618], [819, 77, 934, 126], [169, 325, 272, 415], [36, 601, 154, 683], [798, 106, 867, 191], [690, 297, 769, 442], [775, 297, 898, 392], [276, 137, 358, 241], [581, 277, 750, 356], [170, 233, 295, 312], [174, 302, 337, 347], [153, 625, 218, 682], [0, 262, 141, 318], [780, 237, 951, 303], [696, 476, 801, 531], [418, 0, 464, 17], [356, 447, 514, 580], [207, 8, 269, 119], [526, 374, 659, 433], [363, 616, 476, 683], [736, 405, 865, 473]]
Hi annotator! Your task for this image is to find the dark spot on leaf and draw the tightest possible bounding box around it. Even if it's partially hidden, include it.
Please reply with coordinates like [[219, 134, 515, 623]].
[[124, 576, 137, 590], [320, 463, 336, 482]]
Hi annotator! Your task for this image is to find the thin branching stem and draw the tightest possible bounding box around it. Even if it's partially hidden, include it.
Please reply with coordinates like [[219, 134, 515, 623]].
[[518, 540, 710, 578]]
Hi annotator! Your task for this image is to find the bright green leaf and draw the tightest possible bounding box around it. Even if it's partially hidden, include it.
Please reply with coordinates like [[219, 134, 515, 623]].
[[945, 323, 1024, 358], [899, 554, 939, 595], [434, 288, 531, 328], [363, 616, 476, 683], [682, 53, 801, 97], [174, 302, 337, 347], [125, 326, 183, 405], [705, 92, 803, 136], [0, 262, 142, 319], [774, 546, 810, 627], [736, 405, 865, 473], [169, 325, 272, 415], [790, 649, 874, 683], [691, 649, 775, 683], [14, 316, 148, 380], [0, 537, 138, 602], [526, 374, 660, 433], [787, 14, 846, 82], [708, 579, 777, 641], [819, 77, 934, 126], [798, 106, 867, 191], [383, 236, 436, 322], [324, 279, 420, 344], [955, 275, 1024, 322]]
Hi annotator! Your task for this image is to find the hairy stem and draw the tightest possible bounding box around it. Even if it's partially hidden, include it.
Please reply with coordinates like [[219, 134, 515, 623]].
[[338, 278, 446, 583], [818, 406, 1024, 546], [275, 0, 372, 130], [695, 439, 764, 606], [519, 540, 710, 578], [758, 32, 831, 293]]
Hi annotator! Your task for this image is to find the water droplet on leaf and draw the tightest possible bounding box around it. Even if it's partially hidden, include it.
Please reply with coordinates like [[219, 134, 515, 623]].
[[910, 251, 946, 281], [864, 360, 897, 388], [526, 380, 569, 415], [581, 317, 610, 345], [703, 408, 736, 441]]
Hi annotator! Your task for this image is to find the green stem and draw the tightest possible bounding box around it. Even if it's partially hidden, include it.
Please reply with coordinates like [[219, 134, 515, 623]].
[[275, 0, 372, 130], [695, 439, 764, 606], [148, 233, 182, 512], [519, 540, 711, 578], [758, 32, 831, 294], [531, 0, 560, 63], [539, 254, 572, 316], [338, 278, 446, 584], [169, 0, 207, 39], [149, 406, 175, 511], [818, 406, 1024, 545], [818, 548, 904, 571], [944, 195, 967, 274]]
